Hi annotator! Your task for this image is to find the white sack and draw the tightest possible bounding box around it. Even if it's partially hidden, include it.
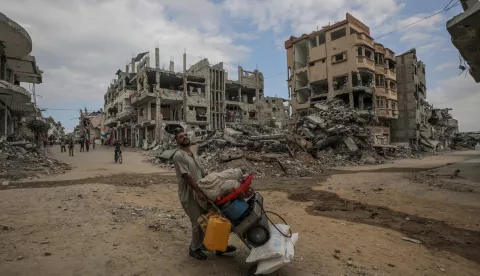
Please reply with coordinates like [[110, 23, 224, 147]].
[[198, 168, 242, 201], [255, 233, 299, 275], [246, 224, 290, 263]]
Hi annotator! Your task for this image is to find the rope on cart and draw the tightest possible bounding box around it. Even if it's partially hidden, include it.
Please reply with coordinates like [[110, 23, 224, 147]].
[[255, 200, 292, 238]]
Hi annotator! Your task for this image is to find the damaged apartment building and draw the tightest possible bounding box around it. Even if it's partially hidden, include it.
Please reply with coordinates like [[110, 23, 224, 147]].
[[103, 48, 289, 148], [392, 49, 459, 150], [285, 13, 398, 145]]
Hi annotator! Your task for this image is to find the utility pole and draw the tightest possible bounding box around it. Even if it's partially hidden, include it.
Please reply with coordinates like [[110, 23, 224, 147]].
[[32, 83, 38, 118], [183, 49, 187, 123]]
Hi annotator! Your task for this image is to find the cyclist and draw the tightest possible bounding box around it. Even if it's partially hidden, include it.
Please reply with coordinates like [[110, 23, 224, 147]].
[[114, 140, 123, 162]]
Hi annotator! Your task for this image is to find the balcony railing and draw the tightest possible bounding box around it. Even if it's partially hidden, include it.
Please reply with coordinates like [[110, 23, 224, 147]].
[[117, 107, 136, 120], [104, 116, 118, 126], [0, 80, 31, 98]]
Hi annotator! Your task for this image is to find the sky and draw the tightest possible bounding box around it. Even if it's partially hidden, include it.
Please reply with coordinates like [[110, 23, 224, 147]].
[[1, 0, 478, 132]]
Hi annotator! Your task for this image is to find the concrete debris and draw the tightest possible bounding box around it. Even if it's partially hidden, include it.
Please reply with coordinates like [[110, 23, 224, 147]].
[[451, 132, 480, 150], [146, 100, 425, 177], [0, 137, 71, 182]]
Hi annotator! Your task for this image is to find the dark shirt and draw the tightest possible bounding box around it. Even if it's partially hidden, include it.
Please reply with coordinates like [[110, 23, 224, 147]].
[[114, 142, 122, 151]]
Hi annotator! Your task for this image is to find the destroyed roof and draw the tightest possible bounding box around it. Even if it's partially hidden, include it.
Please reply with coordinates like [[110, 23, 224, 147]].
[[134, 52, 149, 62]]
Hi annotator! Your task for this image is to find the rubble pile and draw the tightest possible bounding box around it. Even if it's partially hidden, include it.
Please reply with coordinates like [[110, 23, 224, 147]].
[[451, 132, 480, 150], [295, 99, 387, 166], [0, 137, 71, 182], [147, 100, 424, 177]]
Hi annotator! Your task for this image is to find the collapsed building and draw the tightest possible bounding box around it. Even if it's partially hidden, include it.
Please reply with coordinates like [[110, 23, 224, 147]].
[[392, 49, 459, 150], [104, 49, 289, 148], [75, 108, 104, 142], [0, 12, 43, 141], [447, 0, 480, 82], [285, 13, 398, 145]]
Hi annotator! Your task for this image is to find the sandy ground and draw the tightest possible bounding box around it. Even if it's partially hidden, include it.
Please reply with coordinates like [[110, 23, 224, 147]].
[[1, 146, 480, 276]]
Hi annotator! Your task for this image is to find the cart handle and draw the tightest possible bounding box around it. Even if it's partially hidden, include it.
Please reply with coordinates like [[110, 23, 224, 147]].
[[215, 173, 255, 206]]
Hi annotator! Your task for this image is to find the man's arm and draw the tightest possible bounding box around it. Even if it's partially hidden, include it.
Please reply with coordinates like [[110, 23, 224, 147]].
[[173, 153, 206, 200]]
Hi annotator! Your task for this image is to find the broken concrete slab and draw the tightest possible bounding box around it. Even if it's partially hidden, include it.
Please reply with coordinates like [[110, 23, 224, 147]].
[[305, 115, 325, 126], [343, 137, 359, 152]]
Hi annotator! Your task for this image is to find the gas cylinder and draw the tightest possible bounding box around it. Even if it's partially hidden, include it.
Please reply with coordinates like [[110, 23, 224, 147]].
[[203, 216, 232, 252]]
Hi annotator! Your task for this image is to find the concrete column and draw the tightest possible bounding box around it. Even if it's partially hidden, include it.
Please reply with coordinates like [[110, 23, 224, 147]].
[[238, 87, 242, 102], [147, 101, 152, 121], [1, 109, 6, 136], [359, 94, 364, 110], [144, 127, 148, 143], [155, 48, 160, 69], [349, 92, 354, 108]]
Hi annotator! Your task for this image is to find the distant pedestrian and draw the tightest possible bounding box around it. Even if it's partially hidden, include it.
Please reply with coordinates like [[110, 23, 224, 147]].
[[60, 140, 66, 153], [85, 139, 90, 152], [92, 139, 96, 150], [68, 140, 74, 156], [80, 139, 85, 152]]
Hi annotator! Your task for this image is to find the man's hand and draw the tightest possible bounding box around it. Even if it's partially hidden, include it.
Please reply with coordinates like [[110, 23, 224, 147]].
[[196, 190, 207, 201]]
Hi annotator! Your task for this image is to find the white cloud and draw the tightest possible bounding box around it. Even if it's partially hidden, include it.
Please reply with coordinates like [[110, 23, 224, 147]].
[[224, 0, 404, 35], [435, 61, 459, 72], [429, 74, 480, 132], [0, 0, 251, 109]]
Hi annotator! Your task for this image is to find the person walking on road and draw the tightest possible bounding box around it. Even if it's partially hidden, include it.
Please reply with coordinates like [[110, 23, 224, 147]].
[[172, 128, 236, 260], [80, 139, 85, 152], [92, 139, 96, 150], [68, 140, 75, 156], [85, 139, 90, 152], [60, 140, 66, 153]]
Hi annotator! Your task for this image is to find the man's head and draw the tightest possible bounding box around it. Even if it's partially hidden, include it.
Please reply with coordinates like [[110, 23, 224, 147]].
[[174, 128, 190, 147]]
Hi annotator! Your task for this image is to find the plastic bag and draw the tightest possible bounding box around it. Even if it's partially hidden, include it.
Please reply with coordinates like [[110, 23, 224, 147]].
[[198, 168, 242, 201], [246, 224, 290, 263], [255, 233, 299, 274]]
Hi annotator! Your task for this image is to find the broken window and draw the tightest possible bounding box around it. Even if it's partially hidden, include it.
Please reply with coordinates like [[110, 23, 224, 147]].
[[422, 66, 425, 74], [294, 40, 309, 69], [390, 81, 396, 90], [311, 79, 328, 96], [375, 75, 385, 87], [364, 48, 374, 60], [332, 52, 347, 63], [331, 28, 346, 41], [392, 102, 397, 110], [318, 33, 326, 45], [288, 67, 292, 80], [350, 27, 359, 35], [357, 46, 363, 57], [288, 86, 292, 99], [309, 35, 317, 48], [374, 53, 385, 66], [333, 75, 348, 90], [414, 65, 417, 75]]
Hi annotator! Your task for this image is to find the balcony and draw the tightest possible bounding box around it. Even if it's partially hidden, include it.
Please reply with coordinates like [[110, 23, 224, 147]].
[[117, 107, 136, 121], [104, 116, 118, 127], [159, 88, 183, 102], [386, 89, 398, 101], [375, 64, 385, 75], [376, 108, 398, 120], [352, 33, 375, 48], [0, 12, 32, 58], [385, 69, 396, 81], [375, 87, 387, 97], [131, 92, 156, 107], [0, 80, 32, 111], [385, 49, 395, 61], [356, 56, 375, 72]]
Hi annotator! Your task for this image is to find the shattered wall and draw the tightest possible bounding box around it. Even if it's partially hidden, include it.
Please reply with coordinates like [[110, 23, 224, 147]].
[[391, 49, 429, 146]]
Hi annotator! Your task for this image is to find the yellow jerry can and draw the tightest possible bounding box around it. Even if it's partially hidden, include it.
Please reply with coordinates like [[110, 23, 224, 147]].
[[203, 215, 232, 252]]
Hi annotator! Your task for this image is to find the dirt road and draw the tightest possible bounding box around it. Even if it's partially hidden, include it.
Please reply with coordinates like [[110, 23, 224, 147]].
[[1, 147, 480, 276]]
